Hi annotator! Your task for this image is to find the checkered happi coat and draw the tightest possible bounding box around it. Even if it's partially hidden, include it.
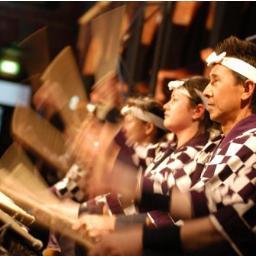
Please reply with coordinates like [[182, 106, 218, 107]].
[[78, 141, 169, 215], [191, 114, 256, 256], [141, 131, 221, 196], [101, 133, 218, 226], [52, 164, 87, 202], [137, 132, 223, 227]]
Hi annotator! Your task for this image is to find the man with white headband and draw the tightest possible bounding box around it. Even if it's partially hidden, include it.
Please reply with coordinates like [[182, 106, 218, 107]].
[[87, 36, 256, 256]]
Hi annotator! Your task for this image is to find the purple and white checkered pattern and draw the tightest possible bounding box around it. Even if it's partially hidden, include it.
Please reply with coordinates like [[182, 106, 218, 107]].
[[53, 164, 87, 202], [191, 115, 256, 255], [142, 132, 221, 196], [137, 132, 223, 227], [132, 141, 169, 173], [104, 132, 219, 226], [78, 142, 169, 215]]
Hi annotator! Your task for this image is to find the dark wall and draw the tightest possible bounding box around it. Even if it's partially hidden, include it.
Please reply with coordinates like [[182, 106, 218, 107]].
[[0, 1, 95, 58]]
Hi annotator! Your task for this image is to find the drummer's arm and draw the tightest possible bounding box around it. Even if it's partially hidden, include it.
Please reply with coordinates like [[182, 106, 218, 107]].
[[170, 187, 192, 220], [142, 188, 224, 252], [137, 185, 192, 220]]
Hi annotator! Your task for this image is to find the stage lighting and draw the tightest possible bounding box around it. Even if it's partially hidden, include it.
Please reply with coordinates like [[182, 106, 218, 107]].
[[0, 45, 23, 80], [0, 59, 20, 76]]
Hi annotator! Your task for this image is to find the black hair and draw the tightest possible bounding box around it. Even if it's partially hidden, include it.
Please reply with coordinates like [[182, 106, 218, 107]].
[[125, 96, 166, 141], [183, 76, 215, 131]]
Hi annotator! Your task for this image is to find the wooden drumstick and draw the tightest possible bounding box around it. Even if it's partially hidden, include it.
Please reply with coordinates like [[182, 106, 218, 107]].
[[0, 184, 93, 250], [0, 209, 43, 251], [0, 192, 35, 226]]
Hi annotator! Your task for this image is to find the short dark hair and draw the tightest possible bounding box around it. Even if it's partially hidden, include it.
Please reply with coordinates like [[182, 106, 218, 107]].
[[215, 36, 256, 113], [215, 36, 256, 69], [183, 76, 210, 105], [125, 96, 166, 141], [183, 76, 214, 131]]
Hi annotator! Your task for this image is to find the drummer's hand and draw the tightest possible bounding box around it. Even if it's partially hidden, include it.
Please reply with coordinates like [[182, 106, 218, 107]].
[[88, 225, 143, 256], [72, 214, 116, 239]]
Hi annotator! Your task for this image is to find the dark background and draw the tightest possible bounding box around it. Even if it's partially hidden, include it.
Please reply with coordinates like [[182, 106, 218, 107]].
[[0, 1, 95, 57]]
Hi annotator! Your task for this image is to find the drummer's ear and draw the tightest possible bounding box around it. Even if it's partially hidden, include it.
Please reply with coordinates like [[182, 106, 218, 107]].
[[145, 122, 154, 135], [192, 103, 205, 120]]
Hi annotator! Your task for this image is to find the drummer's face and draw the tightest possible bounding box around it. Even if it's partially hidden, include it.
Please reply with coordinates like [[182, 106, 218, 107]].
[[204, 64, 245, 124], [123, 114, 147, 146], [163, 89, 194, 133]]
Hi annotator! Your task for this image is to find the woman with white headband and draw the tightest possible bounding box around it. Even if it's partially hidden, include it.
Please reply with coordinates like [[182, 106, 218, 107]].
[[75, 97, 168, 215], [120, 97, 168, 172], [45, 97, 168, 255], [73, 76, 221, 239], [118, 76, 219, 225], [121, 97, 167, 143]]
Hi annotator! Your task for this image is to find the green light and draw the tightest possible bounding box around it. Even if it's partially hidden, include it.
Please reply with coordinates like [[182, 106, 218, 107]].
[[0, 59, 20, 75]]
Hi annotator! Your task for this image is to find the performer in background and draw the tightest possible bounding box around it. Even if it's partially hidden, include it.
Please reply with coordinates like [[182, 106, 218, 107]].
[[73, 76, 221, 237]]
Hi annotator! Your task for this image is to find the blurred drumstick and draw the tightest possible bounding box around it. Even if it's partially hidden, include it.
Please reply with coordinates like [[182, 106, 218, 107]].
[[0, 192, 35, 226], [12, 106, 71, 175], [0, 144, 93, 249], [0, 209, 43, 251], [0, 181, 93, 250], [19, 26, 49, 92], [41, 46, 88, 127]]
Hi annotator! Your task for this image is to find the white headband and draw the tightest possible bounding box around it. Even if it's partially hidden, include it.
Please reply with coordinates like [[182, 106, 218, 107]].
[[168, 80, 207, 107], [121, 105, 165, 130], [168, 80, 191, 98], [206, 51, 256, 83]]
